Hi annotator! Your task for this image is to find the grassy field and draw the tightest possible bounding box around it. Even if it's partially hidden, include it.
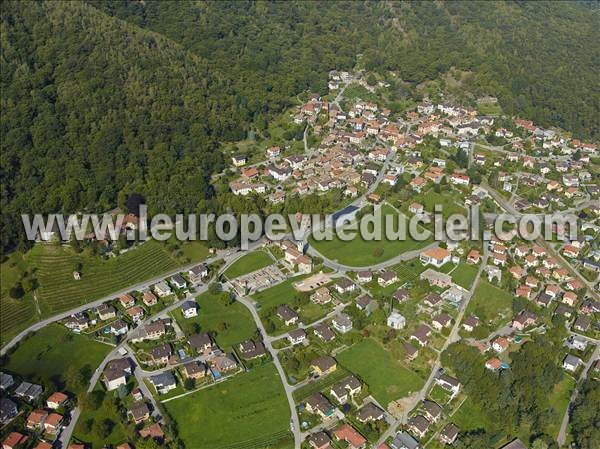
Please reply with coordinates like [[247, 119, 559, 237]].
[[164, 363, 292, 449], [252, 276, 308, 310], [451, 396, 493, 431], [224, 251, 273, 279], [292, 367, 349, 402], [73, 385, 131, 448], [1, 251, 40, 344], [337, 338, 424, 407], [409, 189, 466, 219], [4, 324, 111, 394], [466, 280, 513, 337], [476, 99, 503, 116], [171, 292, 257, 348], [309, 204, 432, 267], [250, 275, 329, 330], [546, 376, 576, 437], [0, 239, 203, 344], [450, 264, 479, 290]]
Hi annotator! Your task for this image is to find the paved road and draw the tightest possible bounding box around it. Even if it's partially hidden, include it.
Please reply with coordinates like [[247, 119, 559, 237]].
[[236, 296, 301, 447], [307, 240, 439, 273], [0, 241, 267, 356], [375, 244, 489, 446], [56, 406, 80, 449], [131, 359, 163, 420], [557, 342, 600, 445]]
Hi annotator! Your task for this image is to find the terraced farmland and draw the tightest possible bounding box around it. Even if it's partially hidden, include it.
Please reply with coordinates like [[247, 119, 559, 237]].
[[0, 295, 37, 345], [1, 240, 184, 342], [31, 241, 180, 315]]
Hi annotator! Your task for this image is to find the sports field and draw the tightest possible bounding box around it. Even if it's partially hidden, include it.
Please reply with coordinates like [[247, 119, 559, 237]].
[[309, 204, 432, 267]]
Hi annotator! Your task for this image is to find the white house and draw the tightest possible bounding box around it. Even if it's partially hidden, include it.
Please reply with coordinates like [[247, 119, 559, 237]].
[[154, 281, 172, 298], [420, 247, 451, 268], [387, 311, 406, 330], [562, 354, 582, 373], [181, 301, 198, 319], [332, 314, 353, 334]]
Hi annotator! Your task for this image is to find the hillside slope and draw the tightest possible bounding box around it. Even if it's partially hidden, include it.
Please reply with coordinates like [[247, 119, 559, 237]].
[[0, 1, 236, 251]]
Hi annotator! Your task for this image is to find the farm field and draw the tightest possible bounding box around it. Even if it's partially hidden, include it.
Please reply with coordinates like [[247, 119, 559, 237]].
[[164, 363, 292, 449], [171, 291, 257, 349], [0, 239, 197, 343], [224, 250, 273, 279], [4, 324, 111, 395], [309, 204, 433, 267], [337, 338, 424, 407], [32, 241, 180, 315]]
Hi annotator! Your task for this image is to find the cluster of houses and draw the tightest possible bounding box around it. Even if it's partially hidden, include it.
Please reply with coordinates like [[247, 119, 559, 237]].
[[61, 264, 208, 338], [1, 372, 74, 449]]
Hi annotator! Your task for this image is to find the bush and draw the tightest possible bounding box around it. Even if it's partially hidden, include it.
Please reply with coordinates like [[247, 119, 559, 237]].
[[9, 282, 25, 299]]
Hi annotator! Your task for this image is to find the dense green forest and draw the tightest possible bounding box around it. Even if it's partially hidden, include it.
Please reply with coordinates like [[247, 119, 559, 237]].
[[569, 380, 600, 449], [442, 337, 566, 448], [1, 1, 599, 252]]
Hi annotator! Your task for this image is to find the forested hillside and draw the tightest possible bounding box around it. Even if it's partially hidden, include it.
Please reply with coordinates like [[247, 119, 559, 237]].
[[91, 0, 600, 139], [1, 0, 599, 252], [1, 1, 234, 251]]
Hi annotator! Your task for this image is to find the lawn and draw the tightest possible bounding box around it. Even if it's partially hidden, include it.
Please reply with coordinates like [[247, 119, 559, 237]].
[[164, 363, 292, 449], [292, 367, 349, 402], [476, 99, 503, 116], [1, 251, 39, 344], [251, 275, 330, 331], [177, 240, 210, 263], [309, 204, 433, 267], [451, 396, 492, 431], [4, 324, 111, 395], [224, 250, 273, 279], [546, 376, 576, 437], [73, 385, 131, 449], [409, 189, 467, 218], [172, 291, 257, 349], [450, 264, 479, 290], [336, 338, 424, 407], [466, 280, 513, 337], [252, 276, 308, 310]]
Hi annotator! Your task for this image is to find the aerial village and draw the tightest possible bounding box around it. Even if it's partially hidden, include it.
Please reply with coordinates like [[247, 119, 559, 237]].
[[1, 68, 599, 449]]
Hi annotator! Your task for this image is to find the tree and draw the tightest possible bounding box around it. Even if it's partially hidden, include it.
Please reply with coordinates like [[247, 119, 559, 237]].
[[9, 282, 25, 299], [64, 365, 85, 392], [94, 418, 114, 439], [184, 377, 196, 391], [219, 291, 233, 306], [208, 282, 222, 295]]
